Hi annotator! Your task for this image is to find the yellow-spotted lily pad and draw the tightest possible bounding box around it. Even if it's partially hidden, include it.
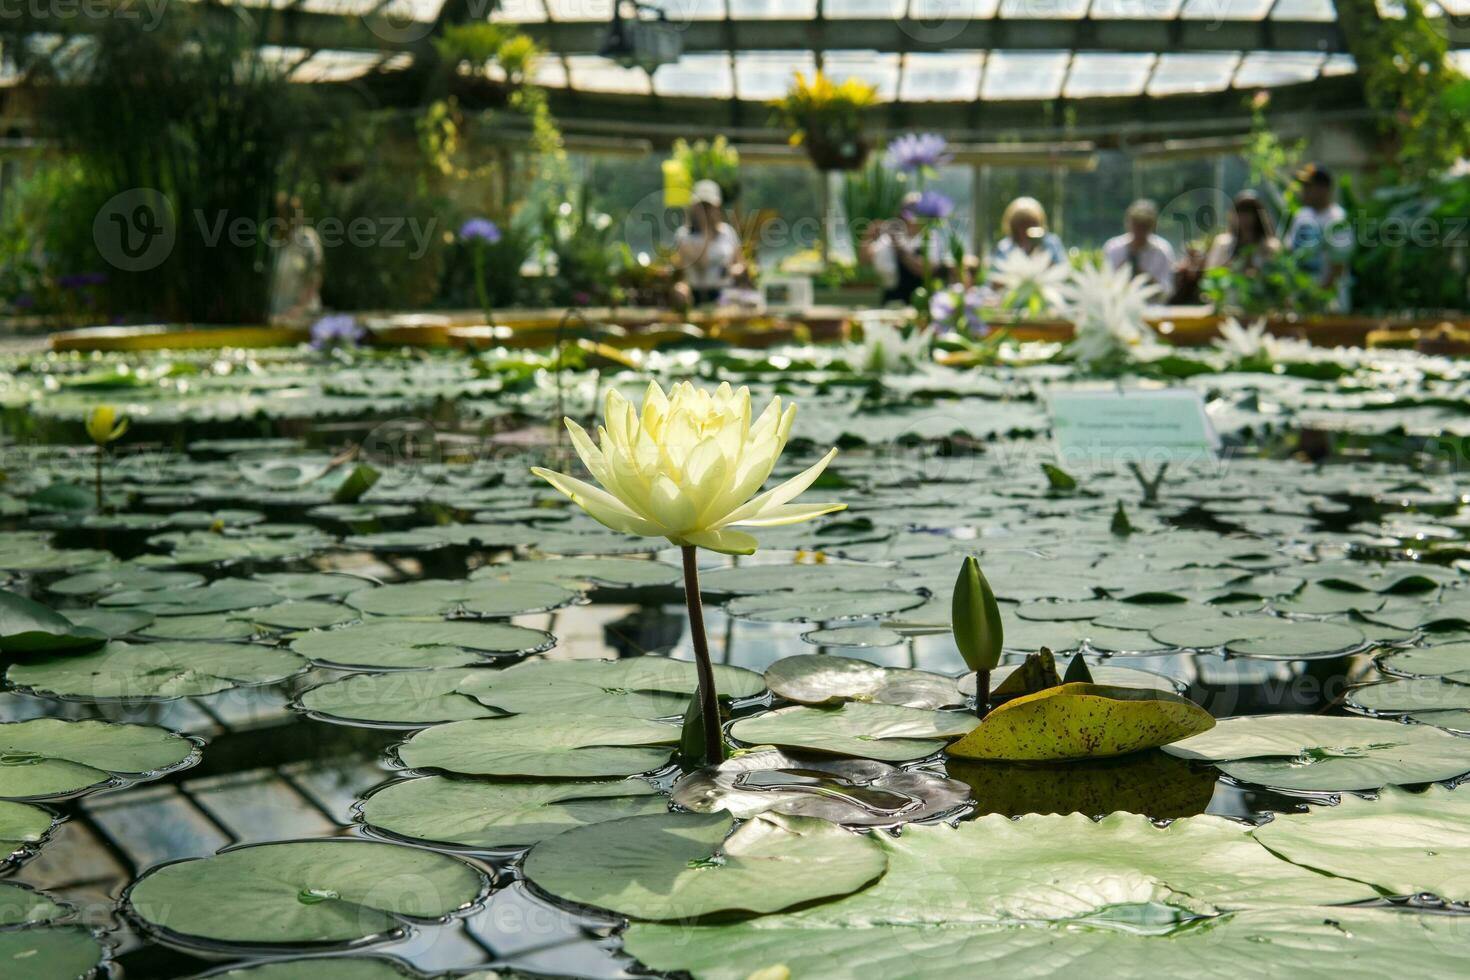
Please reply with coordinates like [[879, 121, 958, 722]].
[[947, 683, 1216, 762]]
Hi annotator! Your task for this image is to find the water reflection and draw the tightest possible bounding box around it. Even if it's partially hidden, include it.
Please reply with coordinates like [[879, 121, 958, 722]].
[[948, 751, 1218, 820]]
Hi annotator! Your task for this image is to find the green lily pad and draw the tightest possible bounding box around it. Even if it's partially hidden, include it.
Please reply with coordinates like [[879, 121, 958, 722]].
[[1346, 678, 1470, 730], [729, 702, 979, 762], [463, 658, 765, 718], [251, 572, 377, 600], [297, 669, 503, 727], [58, 606, 155, 639], [105, 580, 283, 616], [0, 718, 197, 799], [48, 567, 204, 597], [139, 613, 262, 641], [625, 907, 1470, 980], [0, 591, 106, 654], [290, 620, 553, 670], [194, 956, 420, 979], [0, 800, 55, 847], [471, 557, 680, 590], [699, 564, 899, 595], [126, 839, 486, 946], [672, 749, 970, 826], [7, 640, 306, 700], [1149, 615, 1364, 659], [1364, 598, 1470, 632], [361, 776, 666, 849], [397, 714, 680, 779], [801, 625, 905, 648], [236, 601, 356, 631], [959, 663, 1183, 697], [947, 684, 1216, 762], [346, 580, 574, 619], [1379, 642, 1470, 681], [0, 881, 69, 926], [1253, 786, 1470, 902], [1163, 715, 1470, 792], [763, 655, 961, 709], [725, 589, 927, 623], [523, 811, 887, 921], [0, 926, 105, 979]]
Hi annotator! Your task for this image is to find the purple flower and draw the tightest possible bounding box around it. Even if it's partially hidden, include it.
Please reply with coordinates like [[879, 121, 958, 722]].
[[929, 284, 988, 336], [885, 133, 951, 173], [904, 190, 955, 221], [310, 313, 364, 351], [459, 218, 502, 244]]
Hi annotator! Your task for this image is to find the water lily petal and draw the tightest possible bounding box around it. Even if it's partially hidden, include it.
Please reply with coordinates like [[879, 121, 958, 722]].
[[678, 527, 759, 556], [730, 501, 846, 528], [531, 467, 664, 536], [722, 448, 839, 526]]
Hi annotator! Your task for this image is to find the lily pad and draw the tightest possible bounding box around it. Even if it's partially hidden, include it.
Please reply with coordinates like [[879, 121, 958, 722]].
[[1346, 677, 1470, 731], [672, 749, 970, 826], [801, 625, 905, 648], [0, 800, 55, 848], [1253, 786, 1470, 902], [397, 714, 680, 779], [8, 640, 306, 700], [1162, 715, 1470, 792], [459, 658, 765, 719], [346, 580, 574, 619], [523, 811, 887, 921], [194, 956, 420, 979], [290, 620, 554, 670], [139, 613, 262, 641], [0, 926, 105, 979], [48, 567, 204, 597], [472, 558, 679, 590], [729, 702, 980, 762], [126, 839, 486, 946], [58, 606, 155, 639], [237, 601, 356, 631], [1149, 615, 1364, 659], [297, 669, 503, 727], [1364, 598, 1470, 632], [0, 718, 197, 799], [250, 572, 377, 600], [361, 776, 666, 849], [0, 591, 106, 654], [764, 655, 961, 709], [106, 580, 284, 616], [725, 589, 927, 623], [947, 684, 1216, 762], [1378, 642, 1470, 681], [699, 564, 899, 595]]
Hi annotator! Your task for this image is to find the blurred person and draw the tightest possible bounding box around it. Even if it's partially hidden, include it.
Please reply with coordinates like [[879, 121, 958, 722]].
[[1104, 199, 1175, 295], [1204, 191, 1280, 276], [859, 190, 944, 305], [1284, 164, 1352, 311], [268, 193, 323, 324], [1168, 243, 1207, 305], [991, 196, 1067, 269], [671, 180, 744, 307]]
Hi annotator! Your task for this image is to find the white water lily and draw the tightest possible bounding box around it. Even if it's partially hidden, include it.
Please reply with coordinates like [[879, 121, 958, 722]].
[[990, 248, 1070, 314], [1215, 317, 1315, 363], [532, 381, 845, 556], [1059, 261, 1167, 368], [850, 315, 932, 373]]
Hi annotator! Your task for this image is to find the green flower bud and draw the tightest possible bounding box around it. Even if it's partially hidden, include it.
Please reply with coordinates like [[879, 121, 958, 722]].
[[952, 556, 1002, 673]]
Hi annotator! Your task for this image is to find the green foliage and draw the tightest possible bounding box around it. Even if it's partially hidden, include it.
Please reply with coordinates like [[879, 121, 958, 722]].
[[673, 136, 741, 205], [1344, 171, 1470, 314], [1200, 249, 1334, 317], [841, 157, 906, 254]]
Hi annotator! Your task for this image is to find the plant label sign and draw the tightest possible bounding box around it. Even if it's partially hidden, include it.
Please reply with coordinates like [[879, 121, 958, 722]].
[[1049, 389, 1219, 467]]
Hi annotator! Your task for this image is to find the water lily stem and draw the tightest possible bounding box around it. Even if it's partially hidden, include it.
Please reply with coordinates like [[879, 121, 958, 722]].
[[680, 545, 724, 765], [975, 668, 990, 719]]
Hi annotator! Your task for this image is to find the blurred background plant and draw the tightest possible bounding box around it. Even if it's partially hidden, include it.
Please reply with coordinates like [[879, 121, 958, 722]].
[[771, 72, 878, 172]]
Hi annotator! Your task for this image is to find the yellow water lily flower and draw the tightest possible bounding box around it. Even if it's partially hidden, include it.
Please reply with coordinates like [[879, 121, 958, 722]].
[[532, 381, 845, 556], [85, 406, 128, 446]]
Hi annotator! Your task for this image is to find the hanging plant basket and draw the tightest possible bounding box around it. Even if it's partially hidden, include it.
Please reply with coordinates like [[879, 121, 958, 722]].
[[804, 136, 871, 172]]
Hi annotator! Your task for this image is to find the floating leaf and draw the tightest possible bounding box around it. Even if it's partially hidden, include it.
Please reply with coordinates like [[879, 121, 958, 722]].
[[472, 557, 680, 590], [947, 684, 1215, 762], [672, 749, 969, 826], [729, 703, 979, 762], [801, 625, 904, 648], [0, 718, 197, 799], [346, 580, 574, 619], [49, 606, 154, 640], [236, 601, 356, 631], [523, 811, 887, 921], [126, 839, 486, 946], [0, 591, 106, 654], [0, 881, 68, 926], [764, 655, 960, 709], [1378, 642, 1470, 681], [0, 800, 55, 847], [725, 589, 927, 623], [8, 640, 306, 700], [1149, 615, 1364, 659], [1253, 786, 1470, 902], [397, 715, 680, 779], [459, 658, 765, 718], [199, 957, 418, 980], [297, 669, 502, 726], [0, 926, 105, 979], [361, 776, 665, 849], [1163, 715, 1470, 792], [291, 620, 553, 670]]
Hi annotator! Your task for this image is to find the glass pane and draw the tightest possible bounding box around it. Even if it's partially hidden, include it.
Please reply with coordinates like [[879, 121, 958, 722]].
[[910, 0, 1001, 19], [491, 0, 548, 21], [1181, 0, 1272, 18], [1270, 0, 1335, 19], [1147, 52, 1239, 95], [653, 53, 735, 97], [1064, 53, 1154, 98], [291, 51, 385, 83], [735, 51, 818, 100], [824, 51, 902, 101], [731, 0, 819, 15], [1321, 53, 1356, 76], [1233, 51, 1322, 87], [982, 51, 1069, 100], [1092, 0, 1184, 17], [900, 51, 985, 101], [531, 56, 570, 87], [566, 54, 653, 93], [999, 0, 1088, 17], [661, 0, 729, 18], [824, 0, 906, 15], [544, 0, 613, 19]]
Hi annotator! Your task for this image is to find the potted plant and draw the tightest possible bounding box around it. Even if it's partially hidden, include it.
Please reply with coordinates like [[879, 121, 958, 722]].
[[771, 71, 878, 172]]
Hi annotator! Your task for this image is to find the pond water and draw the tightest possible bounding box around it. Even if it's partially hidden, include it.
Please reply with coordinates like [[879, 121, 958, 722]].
[[2, 343, 1470, 978]]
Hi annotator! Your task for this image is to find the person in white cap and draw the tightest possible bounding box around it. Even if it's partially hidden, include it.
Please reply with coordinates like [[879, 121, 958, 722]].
[[672, 179, 744, 307]]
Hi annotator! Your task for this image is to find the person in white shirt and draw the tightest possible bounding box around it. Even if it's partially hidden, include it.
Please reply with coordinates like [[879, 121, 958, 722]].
[[1283, 164, 1353, 312], [1103, 199, 1175, 297], [672, 180, 744, 307]]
